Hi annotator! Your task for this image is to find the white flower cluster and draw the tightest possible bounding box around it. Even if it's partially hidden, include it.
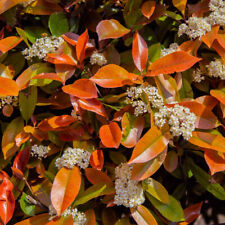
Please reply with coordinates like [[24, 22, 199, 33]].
[[160, 43, 179, 57], [22, 36, 64, 60], [114, 163, 145, 208], [126, 85, 164, 116], [63, 207, 87, 225], [31, 144, 49, 159], [207, 58, 225, 79], [154, 104, 197, 140], [192, 68, 205, 83], [71, 110, 81, 120], [178, 17, 211, 39], [0, 96, 18, 109], [90, 51, 107, 66], [55, 147, 91, 169], [208, 0, 225, 26]]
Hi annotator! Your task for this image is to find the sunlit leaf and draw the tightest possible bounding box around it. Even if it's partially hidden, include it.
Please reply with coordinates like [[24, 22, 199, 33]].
[[0, 77, 19, 97], [76, 29, 89, 64], [14, 213, 50, 225], [172, 0, 187, 15], [141, 1, 156, 19], [210, 88, 225, 105], [0, 36, 23, 53], [90, 150, 104, 170]]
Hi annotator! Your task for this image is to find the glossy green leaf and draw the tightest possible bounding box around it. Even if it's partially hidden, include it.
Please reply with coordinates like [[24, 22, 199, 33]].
[[20, 192, 35, 216]]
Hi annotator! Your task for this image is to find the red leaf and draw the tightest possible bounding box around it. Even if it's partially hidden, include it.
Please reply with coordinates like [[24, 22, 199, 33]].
[[76, 29, 89, 64], [90, 150, 104, 170], [62, 79, 97, 99], [96, 19, 130, 41], [184, 202, 203, 224], [141, 1, 156, 19], [90, 64, 140, 88], [32, 73, 63, 83], [201, 26, 219, 48], [85, 209, 96, 225], [146, 51, 201, 76], [99, 122, 122, 148], [204, 149, 225, 175], [51, 167, 81, 216], [0, 36, 23, 53], [0, 77, 19, 97], [46, 53, 77, 66], [163, 150, 178, 173], [132, 32, 148, 72]]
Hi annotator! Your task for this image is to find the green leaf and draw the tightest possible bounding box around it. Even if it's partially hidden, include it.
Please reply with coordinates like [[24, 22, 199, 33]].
[[148, 43, 161, 62], [186, 157, 225, 200], [20, 192, 35, 216], [147, 193, 185, 222], [142, 178, 169, 204], [48, 12, 69, 36], [109, 151, 127, 165], [16, 27, 30, 47], [24, 26, 49, 44], [74, 184, 106, 206], [19, 86, 37, 122], [115, 218, 131, 225], [179, 70, 193, 99]]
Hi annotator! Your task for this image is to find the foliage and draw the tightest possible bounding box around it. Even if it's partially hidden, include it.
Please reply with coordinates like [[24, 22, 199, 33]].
[[0, 0, 225, 224]]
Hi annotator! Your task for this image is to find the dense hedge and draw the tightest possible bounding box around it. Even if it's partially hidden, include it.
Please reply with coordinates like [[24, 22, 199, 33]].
[[0, 0, 225, 224]]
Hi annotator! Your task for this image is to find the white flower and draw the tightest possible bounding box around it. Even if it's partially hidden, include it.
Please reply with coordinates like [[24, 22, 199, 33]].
[[90, 51, 107, 66], [55, 147, 91, 169], [114, 163, 145, 208], [178, 17, 211, 39], [22, 36, 64, 60], [0, 96, 18, 109], [192, 68, 205, 83], [63, 207, 86, 225], [31, 144, 49, 159], [160, 43, 179, 57], [206, 59, 225, 80], [207, 8, 225, 26], [209, 0, 225, 12]]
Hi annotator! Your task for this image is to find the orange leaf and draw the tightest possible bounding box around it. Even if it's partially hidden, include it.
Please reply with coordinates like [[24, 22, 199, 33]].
[[0, 0, 32, 14], [184, 202, 202, 224], [130, 205, 158, 225], [172, 0, 187, 15], [47, 215, 73, 225], [78, 98, 108, 118], [99, 122, 122, 148], [195, 95, 218, 110], [51, 166, 81, 216], [90, 150, 104, 170], [62, 79, 97, 99], [0, 36, 23, 53], [14, 213, 50, 225], [141, 1, 156, 19], [201, 26, 219, 48], [46, 53, 77, 66], [212, 39, 225, 60], [210, 88, 225, 105], [204, 149, 225, 175], [188, 131, 225, 153], [85, 209, 96, 225], [131, 149, 167, 181], [146, 51, 201, 76], [128, 126, 170, 164], [96, 19, 130, 41], [132, 32, 148, 72], [90, 64, 140, 88], [32, 73, 63, 83], [0, 77, 19, 97], [76, 29, 89, 63]]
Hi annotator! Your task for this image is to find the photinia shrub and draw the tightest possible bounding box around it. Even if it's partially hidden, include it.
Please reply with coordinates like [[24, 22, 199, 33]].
[[0, 0, 225, 224]]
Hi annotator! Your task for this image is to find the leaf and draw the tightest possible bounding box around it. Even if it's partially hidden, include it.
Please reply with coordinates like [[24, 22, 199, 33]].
[[62, 79, 97, 99], [188, 131, 225, 153], [131, 149, 167, 180], [201, 26, 220, 48], [186, 157, 225, 200], [0, 0, 32, 14], [20, 193, 35, 216], [121, 112, 144, 148], [146, 51, 201, 76], [46, 53, 77, 66], [24, 26, 49, 43], [141, 1, 156, 19], [142, 178, 169, 204], [132, 32, 148, 72], [184, 202, 202, 224], [19, 86, 37, 122], [131, 205, 158, 225], [51, 166, 81, 215], [74, 183, 106, 206], [149, 43, 161, 62], [85, 209, 96, 225], [90, 64, 140, 88], [147, 193, 185, 222], [0, 77, 19, 97], [14, 213, 50, 225], [47, 215, 73, 225], [96, 19, 130, 41], [163, 150, 178, 173], [0, 36, 23, 53], [115, 218, 131, 225], [204, 149, 225, 175], [128, 126, 170, 164], [90, 150, 104, 170], [2, 117, 24, 159], [49, 12, 69, 37], [32, 73, 63, 83], [76, 29, 89, 64], [210, 88, 225, 105], [99, 122, 122, 148], [172, 0, 187, 15]]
